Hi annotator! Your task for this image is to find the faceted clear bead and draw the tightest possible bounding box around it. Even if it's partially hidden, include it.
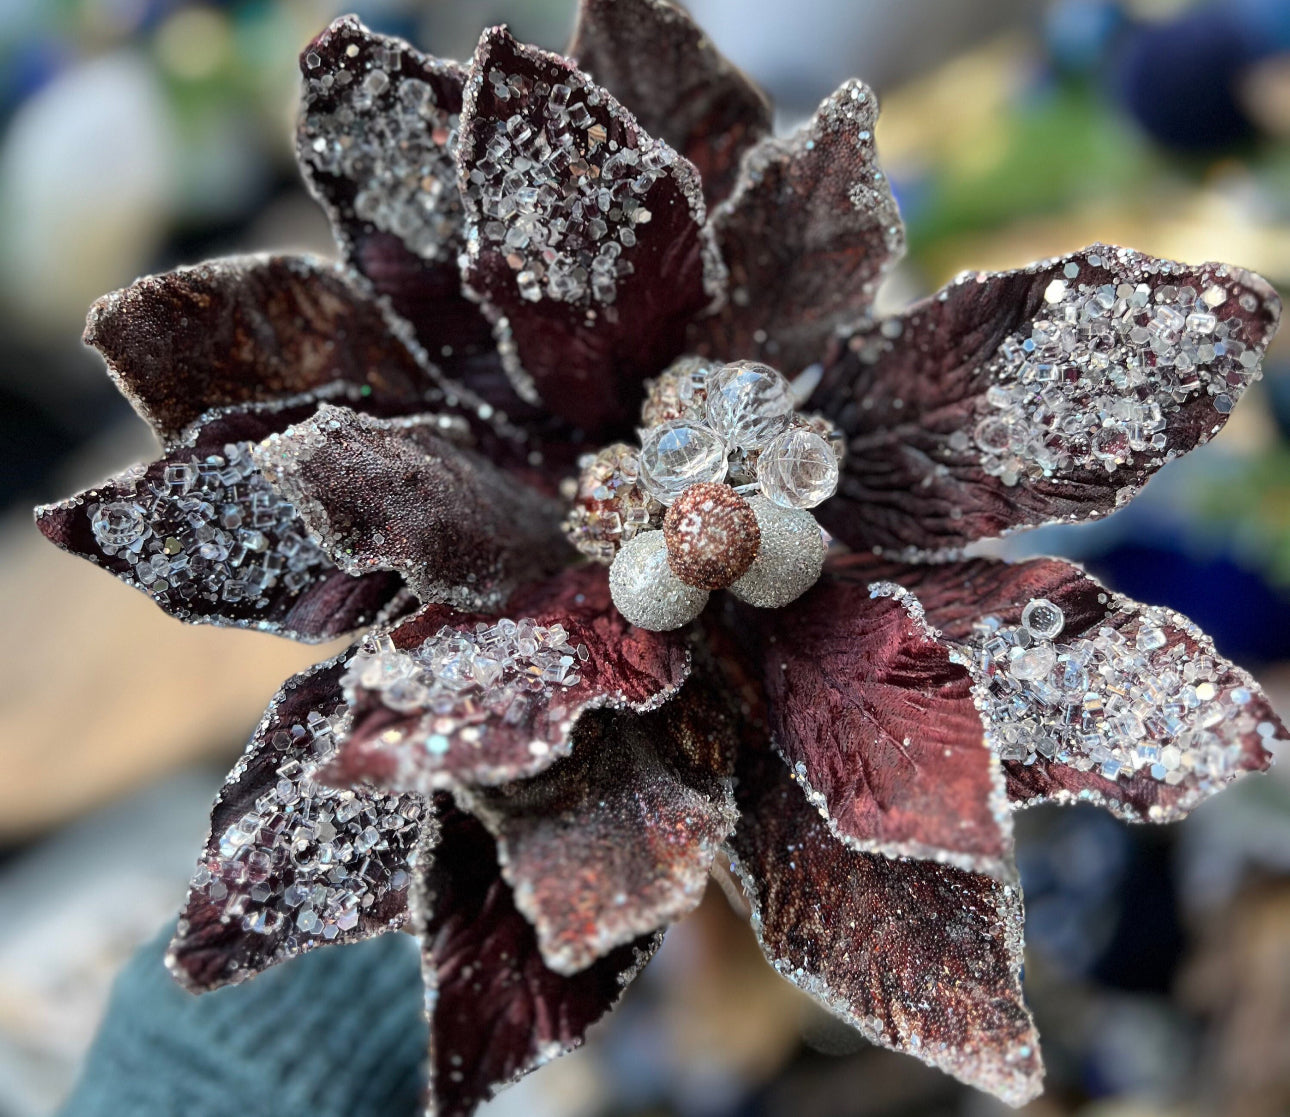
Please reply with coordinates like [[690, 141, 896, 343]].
[[638, 420, 728, 505], [1021, 598, 1065, 640], [756, 428, 839, 509], [704, 361, 794, 450]]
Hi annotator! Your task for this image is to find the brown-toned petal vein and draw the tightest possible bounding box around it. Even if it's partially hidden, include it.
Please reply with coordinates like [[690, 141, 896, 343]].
[[167, 653, 424, 991], [254, 404, 569, 612], [812, 245, 1282, 556], [688, 78, 904, 374], [458, 26, 721, 435], [460, 670, 739, 975], [414, 802, 659, 1117], [568, 0, 773, 206], [829, 554, 1282, 821], [728, 747, 1043, 1107], [84, 255, 436, 446], [739, 573, 1012, 878]]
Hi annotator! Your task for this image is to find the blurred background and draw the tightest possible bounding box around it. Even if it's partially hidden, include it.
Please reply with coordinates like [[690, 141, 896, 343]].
[[3, 0, 1290, 1114]]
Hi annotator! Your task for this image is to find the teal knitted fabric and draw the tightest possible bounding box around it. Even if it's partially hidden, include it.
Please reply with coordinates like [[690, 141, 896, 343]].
[[59, 925, 426, 1117]]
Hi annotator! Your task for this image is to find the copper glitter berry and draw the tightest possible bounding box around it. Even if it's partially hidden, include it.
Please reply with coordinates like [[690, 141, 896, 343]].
[[663, 482, 761, 590]]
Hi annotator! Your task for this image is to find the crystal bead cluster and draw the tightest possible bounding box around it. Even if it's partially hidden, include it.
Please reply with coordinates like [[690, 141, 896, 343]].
[[88, 441, 333, 617], [569, 358, 842, 631], [562, 443, 663, 563], [957, 596, 1280, 802], [301, 35, 463, 263], [460, 58, 697, 308], [194, 701, 422, 943], [972, 258, 1266, 486], [343, 619, 589, 738]]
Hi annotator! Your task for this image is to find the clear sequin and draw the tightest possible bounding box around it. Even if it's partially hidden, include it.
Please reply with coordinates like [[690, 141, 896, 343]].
[[957, 597, 1270, 792], [974, 269, 1266, 485], [87, 441, 332, 616]]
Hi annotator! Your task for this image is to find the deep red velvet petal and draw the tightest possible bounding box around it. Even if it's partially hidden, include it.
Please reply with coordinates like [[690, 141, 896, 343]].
[[460, 671, 738, 974], [253, 404, 569, 611], [728, 746, 1043, 1106], [321, 563, 691, 793], [828, 554, 1283, 820], [83, 255, 438, 446], [458, 27, 720, 435], [736, 572, 1011, 878], [567, 0, 772, 206], [687, 78, 904, 374], [812, 245, 1282, 556], [35, 399, 404, 642], [166, 654, 424, 990], [415, 802, 659, 1117]]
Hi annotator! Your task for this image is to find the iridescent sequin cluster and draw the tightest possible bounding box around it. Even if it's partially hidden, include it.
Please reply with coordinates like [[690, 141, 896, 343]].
[[300, 39, 463, 262], [197, 704, 421, 942], [343, 619, 590, 735], [89, 441, 332, 615], [972, 259, 1265, 486], [959, 597, 1279, 796]]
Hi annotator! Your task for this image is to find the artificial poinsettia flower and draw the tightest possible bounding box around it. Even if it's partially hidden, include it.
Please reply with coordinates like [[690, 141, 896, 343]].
[[35, 0, 1286, 1114]]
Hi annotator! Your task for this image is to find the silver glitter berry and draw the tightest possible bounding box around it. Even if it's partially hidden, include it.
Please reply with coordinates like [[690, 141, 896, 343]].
[[756, 427, 840, 509], [728, 496, 825, 609], [608, 530, 709, 630], [637, 419, 728, 505]]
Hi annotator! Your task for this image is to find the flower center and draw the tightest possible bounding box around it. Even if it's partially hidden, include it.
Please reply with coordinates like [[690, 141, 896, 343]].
[[563, 358, 842, 630]]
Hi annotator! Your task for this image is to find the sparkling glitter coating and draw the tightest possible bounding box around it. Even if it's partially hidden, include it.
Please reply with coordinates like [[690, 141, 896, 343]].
[[462, 678, 738, 974], [728, 496, 826, 609], [562, 442, 662, 561], [691, 78, 904, 372], [300, 19, 465, 265], [255, 404, 568, 612], [36, 398, 404, 641], [457, 27, 723, 431], [167, 655, 423, 990], [663, 482, 761, 590], [608, 530, 710, 629], [323, 566, 691, 793], [727, 748, 1042, 1107], [813, 245, 1282, 558]]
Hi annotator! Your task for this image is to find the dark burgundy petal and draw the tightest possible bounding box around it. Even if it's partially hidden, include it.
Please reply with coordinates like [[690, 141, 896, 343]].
[[321, 564, 690, 794], [687, 79, 904, 374], [738, 573, 1011, 878], [166, 654, 425, 991], [254, 403, 568, 611], [812, 246, 1282, 556], [415, 802, 659, 1117], [458, 27, 722, 435], [728, 746, 1043, 1106], [35, 400, 404, 642], [84, 255, 436, 446], [297, 19, 493, 373], [461, 671, 738, 974], [567, 0, 772, 206], [827, 554, 1283, 821]]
